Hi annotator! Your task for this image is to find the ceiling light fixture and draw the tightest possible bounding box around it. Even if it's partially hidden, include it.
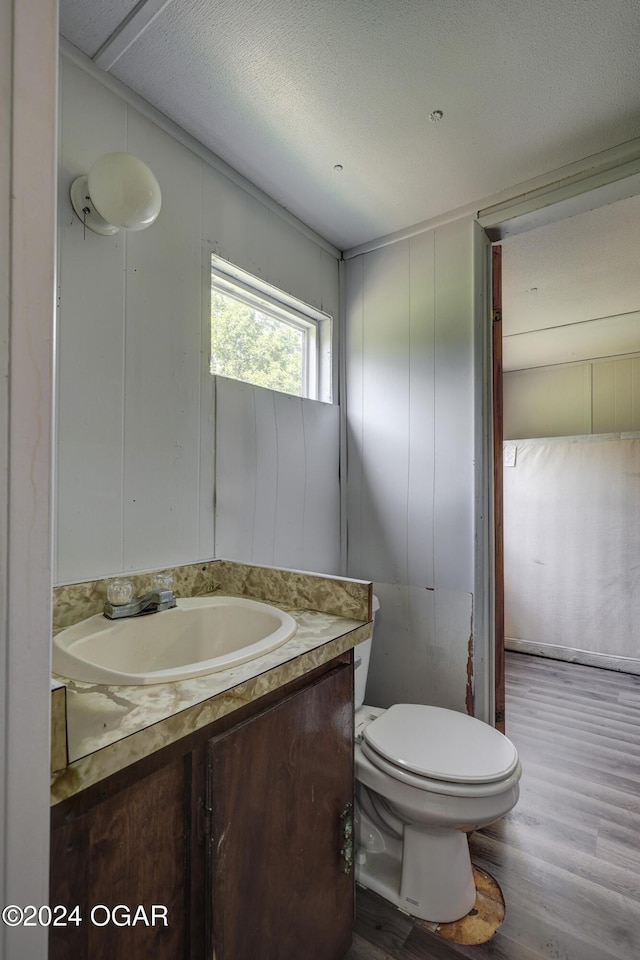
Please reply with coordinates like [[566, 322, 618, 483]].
[[70, 152, 162, 236], [333, 164, 344, 172]]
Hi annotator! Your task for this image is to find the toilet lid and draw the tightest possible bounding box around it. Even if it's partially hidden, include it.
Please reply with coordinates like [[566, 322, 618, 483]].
[[362, 704, 519, 784]]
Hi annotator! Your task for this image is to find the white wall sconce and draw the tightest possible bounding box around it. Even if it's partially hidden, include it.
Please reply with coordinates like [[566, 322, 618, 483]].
[[69, 152, 162, 236]]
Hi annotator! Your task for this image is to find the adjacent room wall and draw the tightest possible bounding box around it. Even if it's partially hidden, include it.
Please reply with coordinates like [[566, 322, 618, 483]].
[[503, 434, 640, 673], [56, 54, 340, 584], [345, 219, 479, 715], [504, 355, 640, 672], [504, 354, 640, 439]]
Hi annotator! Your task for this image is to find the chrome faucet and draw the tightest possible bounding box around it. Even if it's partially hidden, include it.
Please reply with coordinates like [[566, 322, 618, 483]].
[[104, 577, 177, 620]]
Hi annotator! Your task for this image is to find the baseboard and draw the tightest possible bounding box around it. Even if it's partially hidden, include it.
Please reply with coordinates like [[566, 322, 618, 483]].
[[505, 637, 640, 676]]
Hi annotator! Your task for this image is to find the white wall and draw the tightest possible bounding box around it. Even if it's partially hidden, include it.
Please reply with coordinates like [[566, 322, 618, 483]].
[[345, 219, 480, 714], [504, 435, 640, 672], [504, 354, 640, 439], [56, 54, 340, 584], [1, 3, 57, 958], [215, 378, 340, 572]]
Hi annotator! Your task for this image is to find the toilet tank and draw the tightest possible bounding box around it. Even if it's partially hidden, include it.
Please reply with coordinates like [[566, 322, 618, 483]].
[[354, 595, 379, 709]]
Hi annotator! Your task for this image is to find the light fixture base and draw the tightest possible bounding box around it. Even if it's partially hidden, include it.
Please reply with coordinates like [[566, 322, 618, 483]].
[[70, 176, 120, 236]]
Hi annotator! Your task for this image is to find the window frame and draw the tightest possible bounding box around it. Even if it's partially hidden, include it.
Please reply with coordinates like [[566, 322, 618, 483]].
[[209, 254, 333, 403]]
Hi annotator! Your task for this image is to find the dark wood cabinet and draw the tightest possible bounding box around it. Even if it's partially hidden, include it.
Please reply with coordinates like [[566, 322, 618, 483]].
[[50, 655, 354, 960], [207, 662, 354, 960], [49, 755, 193, 959]]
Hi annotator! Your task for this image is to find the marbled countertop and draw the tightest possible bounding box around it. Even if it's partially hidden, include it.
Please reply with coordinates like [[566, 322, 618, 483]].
[[51, 600, 371, 805]]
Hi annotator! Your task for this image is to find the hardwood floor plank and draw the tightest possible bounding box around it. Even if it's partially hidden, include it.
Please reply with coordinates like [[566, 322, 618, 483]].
[[400, 926, 494, 959], [344, 930, 398, 960], [619, 690, 640, 708], [467, 843, 640, 960], [595, 829, 640, 876], [515, 755, 640, 809], [352, 883, 414, 955], [507, 741, 640, 796], [507, 708, 640, 753], [400, 924, 566, 960], [506, 692, 640, 732], [475, 821, 640, 904], [519, 753, 640, 797], [503, 762, 640, 831], [481, 805, 599, 856], [508, 694, 640, 734]]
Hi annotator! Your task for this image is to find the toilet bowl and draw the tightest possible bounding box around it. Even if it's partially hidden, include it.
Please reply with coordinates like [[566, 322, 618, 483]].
[[353, 599, 521, 923]]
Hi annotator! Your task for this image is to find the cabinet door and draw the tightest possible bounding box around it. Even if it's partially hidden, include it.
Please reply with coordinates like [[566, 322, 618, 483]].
[[50, 755, 194, 960], [207, 663, 354, 960]]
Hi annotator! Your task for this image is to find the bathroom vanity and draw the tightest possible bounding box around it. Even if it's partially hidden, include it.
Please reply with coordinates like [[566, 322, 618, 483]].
[[49, 560, 372, 960]]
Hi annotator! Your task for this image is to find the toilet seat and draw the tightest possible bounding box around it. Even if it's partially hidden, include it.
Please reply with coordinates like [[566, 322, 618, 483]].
[[360, 740, 522, 797], [361, 704, 520, 797]]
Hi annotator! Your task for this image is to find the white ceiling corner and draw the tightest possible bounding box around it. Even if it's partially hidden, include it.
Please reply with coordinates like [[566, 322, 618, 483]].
[[93, 0, 177, 71], [502, 193, 640, 369], [59, 0, 139, 57], [59, 0, 640, 251], [59, 0, 640, 365]]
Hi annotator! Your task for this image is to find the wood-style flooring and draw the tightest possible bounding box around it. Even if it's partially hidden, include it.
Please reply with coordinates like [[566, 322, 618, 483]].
[[346, 652, 640, 960]]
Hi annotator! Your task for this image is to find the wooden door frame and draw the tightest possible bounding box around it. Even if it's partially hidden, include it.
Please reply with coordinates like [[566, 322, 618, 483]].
[[479, 156, 640, 733]]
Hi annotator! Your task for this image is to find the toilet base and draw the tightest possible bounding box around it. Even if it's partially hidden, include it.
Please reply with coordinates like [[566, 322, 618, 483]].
[[356, 818, 477, 923]]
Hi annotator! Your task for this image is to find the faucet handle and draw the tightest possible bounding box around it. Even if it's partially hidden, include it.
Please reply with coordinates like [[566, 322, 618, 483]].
[[107, 579, 134, 606], [152, 573, 174, 593]]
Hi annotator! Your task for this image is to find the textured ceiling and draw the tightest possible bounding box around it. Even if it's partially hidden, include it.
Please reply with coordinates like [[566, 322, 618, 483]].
[[59, 0, 640, 369], [59, 0, 640, 251], [502, 194, 640, 370], [60, 0, 138, 56]]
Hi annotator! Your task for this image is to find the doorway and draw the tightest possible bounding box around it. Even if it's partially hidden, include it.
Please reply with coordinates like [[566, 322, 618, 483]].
[[491, 193, 640, 725]]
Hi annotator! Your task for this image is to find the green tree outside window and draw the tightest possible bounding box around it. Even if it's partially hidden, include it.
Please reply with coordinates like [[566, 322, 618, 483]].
[[210, 290, 304, 397]]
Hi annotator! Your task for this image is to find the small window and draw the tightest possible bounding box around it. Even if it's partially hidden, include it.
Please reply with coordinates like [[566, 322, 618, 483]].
[[209, 255, 332, 401]]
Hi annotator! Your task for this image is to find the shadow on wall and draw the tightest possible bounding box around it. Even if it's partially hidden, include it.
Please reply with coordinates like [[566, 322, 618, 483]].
[[346, 431, 472, 713]]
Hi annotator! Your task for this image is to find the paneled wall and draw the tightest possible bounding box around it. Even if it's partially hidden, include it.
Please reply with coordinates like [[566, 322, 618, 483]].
[[56, 55, 340, 584], [504, 435, 640, 672], [592, 356, 640, 433], [504, 355, 640, 439], [215, 378, 340, 573], [345, 219, 478, 714]]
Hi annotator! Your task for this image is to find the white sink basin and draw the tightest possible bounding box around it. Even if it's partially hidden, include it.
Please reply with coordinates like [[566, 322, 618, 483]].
[[52, 596, 297, 685]]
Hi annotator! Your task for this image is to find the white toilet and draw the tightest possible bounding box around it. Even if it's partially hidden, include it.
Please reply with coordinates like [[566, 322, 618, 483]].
[[354, 598, 521, 923]]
